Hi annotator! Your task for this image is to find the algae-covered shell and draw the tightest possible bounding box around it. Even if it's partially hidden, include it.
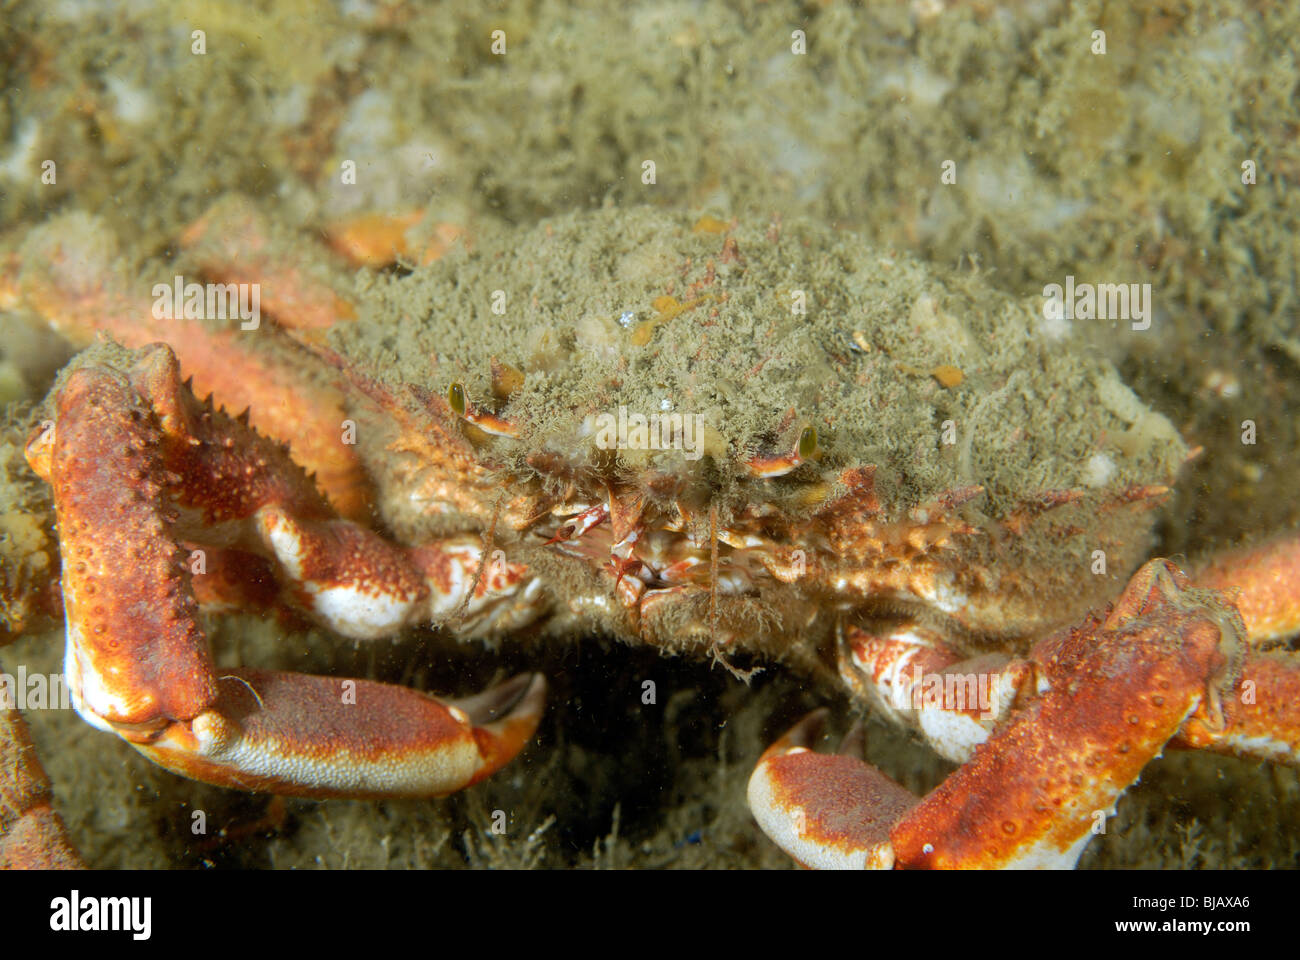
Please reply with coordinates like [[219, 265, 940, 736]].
[[336, 208, 1187, 657]]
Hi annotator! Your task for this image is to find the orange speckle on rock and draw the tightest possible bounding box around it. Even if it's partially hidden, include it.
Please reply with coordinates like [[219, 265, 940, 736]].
[[931, 365, 964, 388], [692, 214, 730, 234], [631, 294, 715, 346]]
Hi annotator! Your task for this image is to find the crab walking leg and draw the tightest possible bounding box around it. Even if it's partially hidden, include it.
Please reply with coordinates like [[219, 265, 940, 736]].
[[125, 342, 538, 640], [1166, 534, 1300, 765], [25, 344, 546, 796], [179, 194, 358, 332], [1194, 533, 1300, 645], [1173, 652, 1300, 764], [9, 214, 371, 519], [0, 696, 82, 868], [256, 507, 540, 639], [750, 560, 1244, 868], [836, 624, 1031, 763]]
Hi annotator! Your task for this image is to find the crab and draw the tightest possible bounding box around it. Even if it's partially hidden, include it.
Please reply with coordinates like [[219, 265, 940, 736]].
[[1, 201, 1297, 869]]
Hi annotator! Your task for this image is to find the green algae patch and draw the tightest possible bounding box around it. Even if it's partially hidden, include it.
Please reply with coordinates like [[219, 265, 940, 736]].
[[338, 207, 1185, 519]]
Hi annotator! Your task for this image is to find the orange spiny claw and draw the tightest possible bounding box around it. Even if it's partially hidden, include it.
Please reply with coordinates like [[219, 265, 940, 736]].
[[892, 561, 1242, 869], [752, 559, 1249, 869], [26, 342, 547, 798]]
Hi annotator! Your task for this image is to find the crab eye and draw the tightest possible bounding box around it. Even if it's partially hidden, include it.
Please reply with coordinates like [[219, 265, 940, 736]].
[[798, 425, 819, 460], [448, 382, 467, 417]]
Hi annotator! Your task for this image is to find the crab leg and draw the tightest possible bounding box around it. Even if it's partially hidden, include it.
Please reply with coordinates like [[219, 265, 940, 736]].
[[7, 212, 371, 518], [25, 343, 546, 798], [1172, 651, 1300, 765], [1194, 534, 1300, 645], [1172, 534, 1300, 764], [836, 624, 1032, 763], [839, 537, 1300, 771], [0, 690, 82, 868], [751, 560, 1247, 868], [179, 195, 358, 332]]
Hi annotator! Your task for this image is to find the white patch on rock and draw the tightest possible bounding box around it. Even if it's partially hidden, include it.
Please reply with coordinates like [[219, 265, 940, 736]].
[[1083, 453, 1117, 489]]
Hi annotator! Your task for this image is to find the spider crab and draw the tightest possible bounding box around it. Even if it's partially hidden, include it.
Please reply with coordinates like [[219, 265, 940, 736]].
[[1, 202, 1297, 868]]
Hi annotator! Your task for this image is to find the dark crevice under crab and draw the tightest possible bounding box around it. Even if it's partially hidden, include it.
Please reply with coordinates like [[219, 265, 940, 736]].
[[1, 202, 1297, 868]]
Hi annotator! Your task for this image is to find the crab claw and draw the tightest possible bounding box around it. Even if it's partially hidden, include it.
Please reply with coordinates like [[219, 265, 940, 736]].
[[28, 342, 547, 799], [135, 671, 546, 799], [752, 559, 1247, 869], [747, 710, 918, 869]]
